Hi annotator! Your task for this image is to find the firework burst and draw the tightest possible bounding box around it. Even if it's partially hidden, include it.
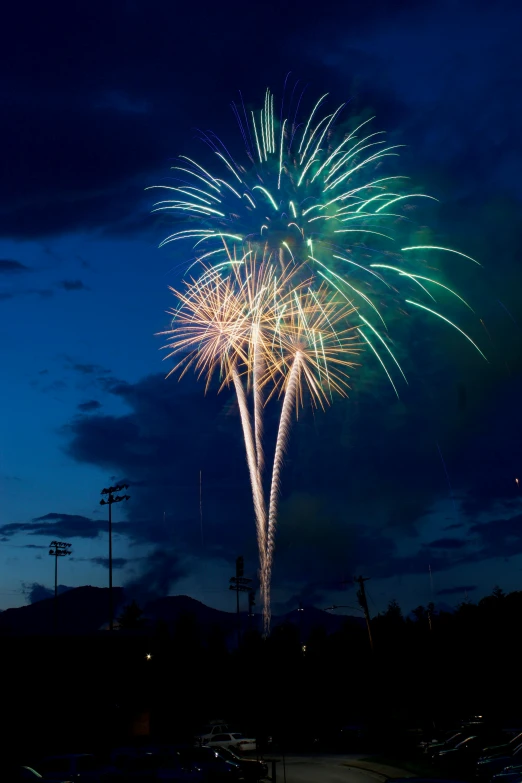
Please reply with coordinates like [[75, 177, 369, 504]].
[[161, 252, 360, 625], [153, 85, 485, 634]]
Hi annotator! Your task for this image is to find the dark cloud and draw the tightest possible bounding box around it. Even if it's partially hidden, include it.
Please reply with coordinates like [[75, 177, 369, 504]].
[[444, 522, 464, 531], [60, 356, 522, 598], [458, 376, 522, 515], [20, 544, 46, 550], [4, 0, 508, 240], [273, 581, 341, 615], [1, 0, 519, 242], [437, 585, 477, 596], [0, 288, 53, 301], [64, 372, 250, 551], [426, 537, 468, 550], [22, 582, 72, 604], [2, 0, 518, 606], [0, 259, 30, 273], [57, 279, 90, 291], [41, 380, 67, 394], [124, 548, 188, 603], [77, 400, 102, 412], [63, 356, 112, 376], [90, 556, 129, 569], [0, 512, 117, 540], [469, 514, 522, 559]]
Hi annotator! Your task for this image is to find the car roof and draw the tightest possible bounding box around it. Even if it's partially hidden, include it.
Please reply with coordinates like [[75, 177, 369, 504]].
[[43, 754, 94, 760], [386, 778, 469, 783], [455, 736, 477, 746]]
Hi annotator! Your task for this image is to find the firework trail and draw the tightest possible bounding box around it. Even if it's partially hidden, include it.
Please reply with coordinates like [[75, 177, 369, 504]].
[[265, 351, 301, 629], [161, 255, 301, 566], [153, 85, 486, 634], [232, 363, 267, 567], [262, 285, 359, 628]]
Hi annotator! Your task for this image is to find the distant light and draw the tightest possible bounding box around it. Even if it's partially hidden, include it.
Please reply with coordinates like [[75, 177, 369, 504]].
[[146, 653, 152, 660], [301, 644, 307, 653]]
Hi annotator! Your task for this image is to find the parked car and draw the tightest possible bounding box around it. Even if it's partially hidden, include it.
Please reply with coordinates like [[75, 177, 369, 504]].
[[113, 754, 156, 782], [492, 767, 522, 783], [176, 746, 242, 782], [2, 767, 68, 782], [482, 735, 522, 760], [206, 735, 256, 754], [461, 723, 508, 747], [111, 747, 183, 782], [437, 736, 485, 774], [385, 778, 469, 783], [477, 744, 522, 780], [195, 725, 231, 745], [213, 747, 268, 781], [426, 733, 467, 758], [37, 754, 117, 782], [153, 751, 205, 783]]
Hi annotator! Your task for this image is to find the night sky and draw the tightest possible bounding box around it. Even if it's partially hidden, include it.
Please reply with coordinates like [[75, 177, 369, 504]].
[[1, 0, 521, 617]]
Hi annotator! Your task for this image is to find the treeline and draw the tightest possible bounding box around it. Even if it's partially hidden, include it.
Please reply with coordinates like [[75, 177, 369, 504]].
[[2, 587, 521, 759]]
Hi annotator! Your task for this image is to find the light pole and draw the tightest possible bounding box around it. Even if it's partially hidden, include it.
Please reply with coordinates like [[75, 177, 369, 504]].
[[229, 556, 252, 647], [298, 602, 304, 645], [248, 588, 256, 620], [48, 540, 71, 632], [355, 575, 374, 652], [100, 483, 130, 631]]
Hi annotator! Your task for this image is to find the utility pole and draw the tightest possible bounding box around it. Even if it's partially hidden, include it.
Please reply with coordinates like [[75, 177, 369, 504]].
[[298, 601, 304, 645], [100, 483, 130, 631], [48, 541, 71, 633], [229, 556, 252, 647], [354, 575, 374, 652], [248, 589, 256, 622]]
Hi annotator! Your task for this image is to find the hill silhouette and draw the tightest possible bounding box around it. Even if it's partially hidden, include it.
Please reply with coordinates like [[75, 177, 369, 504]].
[[0, 586, 364, 638], [0, 586, 125, 635]]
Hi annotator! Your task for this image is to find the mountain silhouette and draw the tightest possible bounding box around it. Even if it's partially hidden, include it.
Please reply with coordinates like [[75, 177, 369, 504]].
[[0, 586, 125, 635], [0, 586, 364, 639]]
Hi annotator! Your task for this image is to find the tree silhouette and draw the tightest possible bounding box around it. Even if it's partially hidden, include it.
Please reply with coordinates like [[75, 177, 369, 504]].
[[384, 598, 403, 621], [118, 599, 146, 630]]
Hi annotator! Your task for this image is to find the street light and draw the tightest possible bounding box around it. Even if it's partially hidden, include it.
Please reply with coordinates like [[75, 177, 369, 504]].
[[100, 483, 130, 631], [48, 541, 71, 633], [229, 555, 252, 647]]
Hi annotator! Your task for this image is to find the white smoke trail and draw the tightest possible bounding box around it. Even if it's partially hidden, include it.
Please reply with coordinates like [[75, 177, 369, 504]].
[[232, 366, 267, 572], [252, 325, 265, 476], [263, 351, 302, 634]]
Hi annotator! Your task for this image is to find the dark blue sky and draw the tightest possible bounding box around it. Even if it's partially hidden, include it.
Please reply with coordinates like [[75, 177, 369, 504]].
[[1, 0, 521, 616]]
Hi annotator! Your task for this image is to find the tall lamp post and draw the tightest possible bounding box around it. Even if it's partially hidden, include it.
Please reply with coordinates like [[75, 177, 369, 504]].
[[100, 483, 130, 631], [229, 556, 252, 647], [48, 540, 71, 632]]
